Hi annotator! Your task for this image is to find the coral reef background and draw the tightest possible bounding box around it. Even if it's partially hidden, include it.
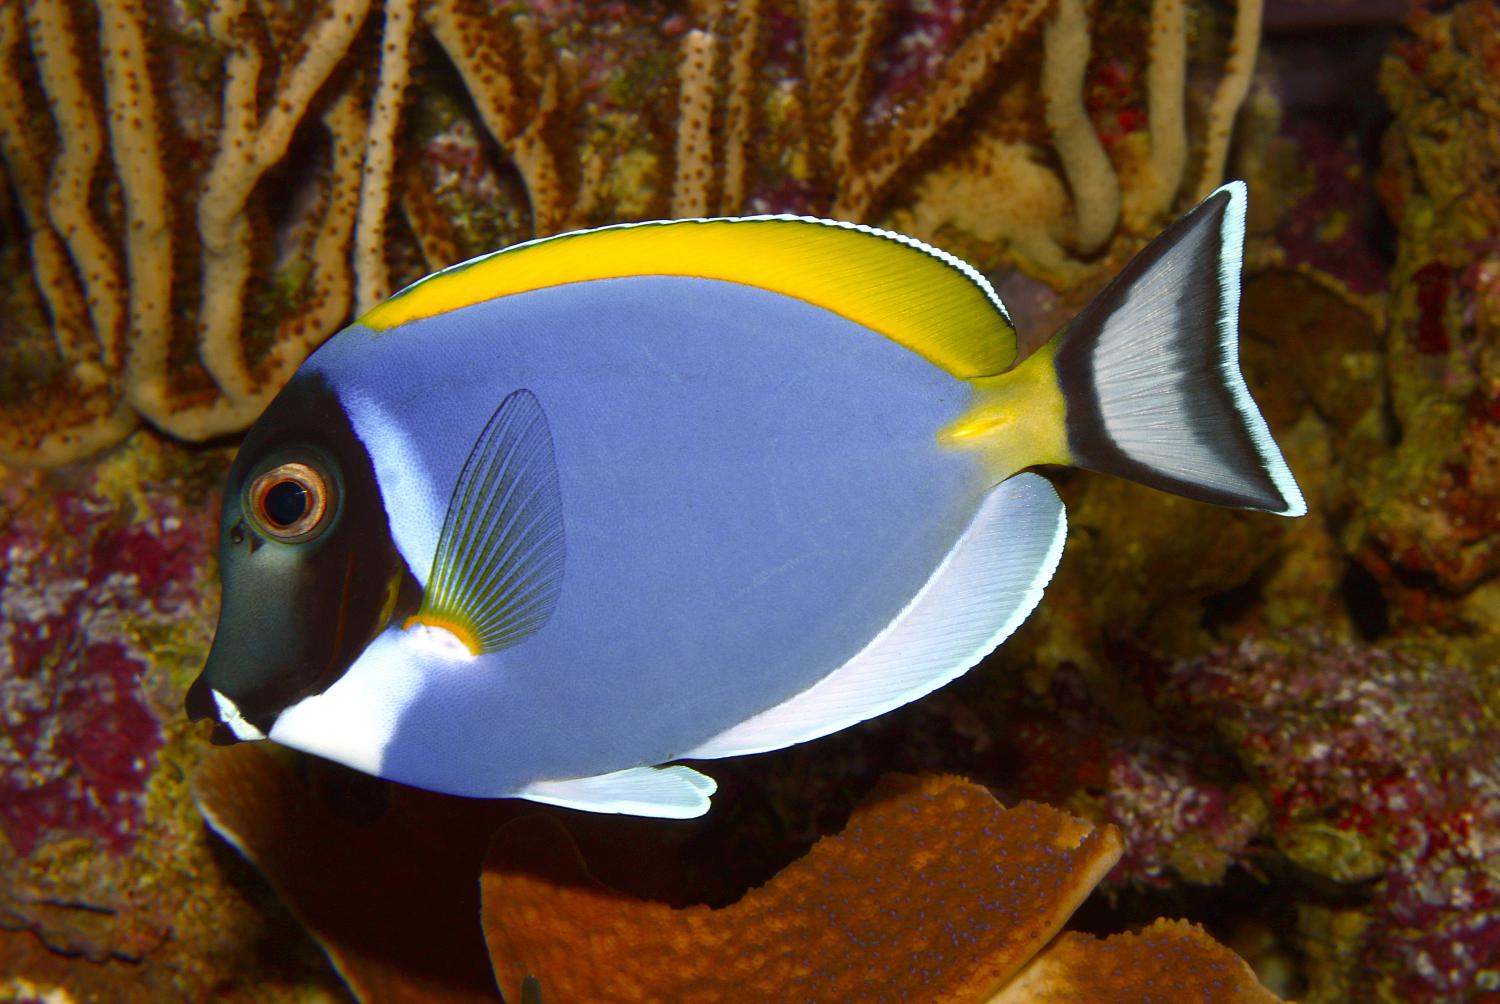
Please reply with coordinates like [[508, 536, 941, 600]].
[[2, 0, 1498, 1002]]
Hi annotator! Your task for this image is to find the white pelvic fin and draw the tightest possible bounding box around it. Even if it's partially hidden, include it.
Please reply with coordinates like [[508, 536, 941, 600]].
[[519, 764, 717, 819], [682, 473, 1067, 760]]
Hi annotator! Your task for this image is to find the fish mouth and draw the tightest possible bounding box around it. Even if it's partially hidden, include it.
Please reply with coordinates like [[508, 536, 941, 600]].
[[184, 675, 269, 745]]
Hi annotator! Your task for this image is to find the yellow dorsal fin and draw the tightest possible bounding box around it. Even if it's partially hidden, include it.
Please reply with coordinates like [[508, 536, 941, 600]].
[[359, 216, 1017, 378]]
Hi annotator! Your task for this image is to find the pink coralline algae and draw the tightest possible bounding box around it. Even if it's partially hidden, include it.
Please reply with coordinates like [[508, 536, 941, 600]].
[[1089, 737, 1266, 889], [1087, 61, 1148, 149], [865, 0, 973, 121], [1006, 666, 1265, 891], [0, 472, 214, 857], [1273, 120, 1389, 298], [1165, 633, 1500, 1003], [1412, 261, 1454, 355]]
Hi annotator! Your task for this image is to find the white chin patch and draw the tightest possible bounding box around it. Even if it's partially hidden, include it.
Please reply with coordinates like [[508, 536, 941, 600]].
[[267, 628, 423, 777], [212, 689, 268, 741]]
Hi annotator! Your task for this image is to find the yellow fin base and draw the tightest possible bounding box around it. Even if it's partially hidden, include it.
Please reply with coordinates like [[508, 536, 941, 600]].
[[940, 341, 1073, 480], [403, 612, 482, 657]]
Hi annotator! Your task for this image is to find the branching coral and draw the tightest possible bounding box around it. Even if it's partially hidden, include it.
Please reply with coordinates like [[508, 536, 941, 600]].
[[189, 0, 371, 435], [2, 0, 1269, 467], [816, 0, 1057, 222], [0, 0, 450, 463], [0, 0, 136, 461], [0, 0, 376, 462], [900, 0, 1265, 282], [354, 0, 418, 315], [422, 0, 580, 236]]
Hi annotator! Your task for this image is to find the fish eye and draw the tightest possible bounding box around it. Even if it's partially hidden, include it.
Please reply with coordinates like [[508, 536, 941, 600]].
[[246, 461, 336, 542]]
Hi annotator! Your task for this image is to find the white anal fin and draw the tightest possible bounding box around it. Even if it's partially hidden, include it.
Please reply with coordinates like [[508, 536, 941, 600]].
[[519, 765, 717, 819], [683, 473, 1067, 760]]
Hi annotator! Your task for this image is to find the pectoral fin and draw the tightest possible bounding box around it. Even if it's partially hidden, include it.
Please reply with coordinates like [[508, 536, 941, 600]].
[[408, 388, 565, 655]]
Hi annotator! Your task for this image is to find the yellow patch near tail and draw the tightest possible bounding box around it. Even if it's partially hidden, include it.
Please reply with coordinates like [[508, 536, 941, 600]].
[[941, 342, 1074, 479], [358, 217, 1018, 379]]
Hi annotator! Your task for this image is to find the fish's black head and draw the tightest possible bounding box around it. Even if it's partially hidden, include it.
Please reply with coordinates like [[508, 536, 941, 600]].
[[187, 373, 418, 743]]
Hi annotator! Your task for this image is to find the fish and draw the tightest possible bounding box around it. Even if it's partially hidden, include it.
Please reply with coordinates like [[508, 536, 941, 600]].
[[186, 181, 1304, 819]]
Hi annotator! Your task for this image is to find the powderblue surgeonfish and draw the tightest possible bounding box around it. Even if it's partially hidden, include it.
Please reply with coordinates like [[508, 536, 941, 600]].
[[186, 181, 1304, 818]]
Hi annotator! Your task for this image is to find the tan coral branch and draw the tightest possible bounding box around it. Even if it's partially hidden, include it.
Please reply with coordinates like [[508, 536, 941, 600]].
[[672, 28, 718, 218], [514, 12, 567, 231], [0, 0, 90, 377], [834, 0, 1053, 220], [800, 0, 882, 187], [569, 141, 606, 226], [829, 0, 883, 178], [191, 0, 260, 408], [426, 1, 565, 235], [354, 0, 417, 315], [1194, 0, 1263, 200], [1140, 0, 1187, 224], [26, 0, 124, 381], [1043, 0, 1121, 254], [258, 87, 364, 387], [720, 0, 760, 213], [0, 0, 137, 466], [401, 161, 462, 273], [196, 0, 371, 414], [95, 0, 175, 430], [797, 0, 846, 189]]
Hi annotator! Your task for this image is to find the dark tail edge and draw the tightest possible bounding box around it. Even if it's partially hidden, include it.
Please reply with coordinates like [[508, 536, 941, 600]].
[[1051, 181, 1306, 517]]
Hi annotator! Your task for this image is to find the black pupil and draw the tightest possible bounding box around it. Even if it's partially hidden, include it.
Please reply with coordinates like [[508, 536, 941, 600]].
[[264, 480, 309, 527]]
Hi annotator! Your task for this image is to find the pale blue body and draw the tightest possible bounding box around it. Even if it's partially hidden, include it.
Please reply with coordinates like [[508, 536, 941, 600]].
[[304, 276, 988, 793]]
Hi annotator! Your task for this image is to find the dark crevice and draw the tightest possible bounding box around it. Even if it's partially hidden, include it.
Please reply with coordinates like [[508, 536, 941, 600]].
[[1067, 857, 1328, 1001], [1340, 559, 1390, 639], [1200, 572, 1268, 635]]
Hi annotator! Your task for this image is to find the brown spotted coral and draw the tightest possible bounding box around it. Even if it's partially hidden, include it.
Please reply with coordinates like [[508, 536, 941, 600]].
[[1, 0, 1267, 466]]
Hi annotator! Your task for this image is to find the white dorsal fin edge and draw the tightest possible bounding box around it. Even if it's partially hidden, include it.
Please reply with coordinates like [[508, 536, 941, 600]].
[[519, 765, 717, 819], [683, 473, 1067, 761]]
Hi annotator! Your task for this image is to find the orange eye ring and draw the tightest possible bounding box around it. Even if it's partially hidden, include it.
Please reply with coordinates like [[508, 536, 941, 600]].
[[247, 461, 335, 541]]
